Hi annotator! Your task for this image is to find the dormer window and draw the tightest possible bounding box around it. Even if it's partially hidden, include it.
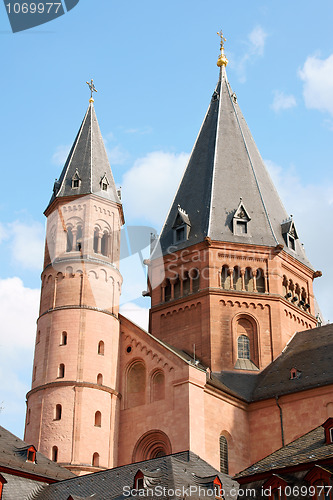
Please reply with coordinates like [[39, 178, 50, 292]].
[[233, 199, 251, 236], [322, 417, 333, 444], [281, 218, 299, 251], [71, 169, 81, 189], [0, 474, 7, 498], [26, 445, 36, 463], [288, 235, 295, 250], [134, 471, 144, 490], [176, 226, 185, 242], [172, 205, 191, 244], [236, 220, 247, 235], [100, 173, 109, 192], [290, 368, 301, 380]]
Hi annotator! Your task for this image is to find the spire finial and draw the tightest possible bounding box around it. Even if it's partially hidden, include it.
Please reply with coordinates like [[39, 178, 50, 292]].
[[217, 29, 228, 67], [86, 79, 97, 103]]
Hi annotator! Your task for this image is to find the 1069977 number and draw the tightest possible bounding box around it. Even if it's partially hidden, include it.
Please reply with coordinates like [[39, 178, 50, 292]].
[[6, 2, 62, 14]]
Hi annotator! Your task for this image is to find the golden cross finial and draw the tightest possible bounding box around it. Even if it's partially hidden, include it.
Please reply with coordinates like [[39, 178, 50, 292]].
[[217, 29, 226, 50], [86, 79, 97, 102], [216, 29, 228, 68]]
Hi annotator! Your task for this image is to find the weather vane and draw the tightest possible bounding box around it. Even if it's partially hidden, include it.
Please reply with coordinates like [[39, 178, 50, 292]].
[[86, 79, 97, 102], [217, 29, 226, 50]]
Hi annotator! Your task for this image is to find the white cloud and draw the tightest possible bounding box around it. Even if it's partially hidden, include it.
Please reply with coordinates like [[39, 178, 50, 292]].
[[10, 221, 44, 270], [299, 54, 333, 115], [248, 26, 267, 57], [0, 277, 39, 350], [271, 91, 297, 112], [125, 126, 152, 135], [0, 223, 8, 244], [235, 26, 268, 82], [120, 302, 149, 331], [0, 278, 39, 437], [121, 151, 189, 227], [52, 144, 70, 166], [265, 160, 333, 320]]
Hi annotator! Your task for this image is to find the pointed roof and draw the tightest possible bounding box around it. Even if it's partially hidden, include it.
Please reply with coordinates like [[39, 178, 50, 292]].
[[46, 102, 120, 212], [158, 66, 312, 268]]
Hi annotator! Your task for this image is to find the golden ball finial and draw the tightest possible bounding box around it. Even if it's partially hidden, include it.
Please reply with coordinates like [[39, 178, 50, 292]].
[[89, 97, 94, 103], [217, 53, 228, 67], [217, 29, 228, 67]]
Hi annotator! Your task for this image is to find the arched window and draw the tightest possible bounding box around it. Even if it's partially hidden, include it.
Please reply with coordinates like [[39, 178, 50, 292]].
[[151, 371, 165, 402], [27, 408, 31, 425], [183, 272, 190, 296], [92, 452, 99, 467], [58, 364, 65, 378], [55, 404, 62, 420], [98, 341, 104, 355], [52, 446, 58, 462], [282, 275, 288, 296], [235, 317, 259, 368], [66, 227, 73, 252], [238, 335, 250, 359], [219, 436, 228, 474], [93, 228, 99, 253], [76, 225, 83, 251], [97, 373, 103, 385], [233, 266, 242, 291], [61, 331, 67, 346], [221, 265, 229, 289], [36, 330, 40, 344], [192, 269, 200, 293], [164, 279, 171, 302], [127, 361, 146, 408], [94, 411, 101, 427], [244, 267, 253, 291], [294, 283, 301, 301], [132, 430, 172, 462], [173, 278, 181, 299], [314, 481, 329, 500], [33, 365, 37, 381], [288, 279, 294, 294], [256, 268, 266, 293], [101, 231, 109, 257]]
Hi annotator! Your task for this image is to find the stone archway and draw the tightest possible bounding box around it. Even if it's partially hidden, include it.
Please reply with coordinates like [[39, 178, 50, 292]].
[[132, 430, 172, 462]]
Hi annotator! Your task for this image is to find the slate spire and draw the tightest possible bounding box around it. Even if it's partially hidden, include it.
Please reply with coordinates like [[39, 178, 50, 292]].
[[158, 58, 312, 268], [46, 100, 120, 212]]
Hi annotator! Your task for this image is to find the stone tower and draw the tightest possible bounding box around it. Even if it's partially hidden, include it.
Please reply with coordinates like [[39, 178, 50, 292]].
[[148, 40, 319, 373], [24, 98, 124, 475]]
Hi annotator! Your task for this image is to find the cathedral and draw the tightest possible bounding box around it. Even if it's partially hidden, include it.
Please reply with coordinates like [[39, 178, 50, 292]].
[[23, 36, 333, 479]]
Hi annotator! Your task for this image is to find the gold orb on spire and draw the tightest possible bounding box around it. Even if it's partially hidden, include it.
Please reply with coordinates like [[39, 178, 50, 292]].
[[217, 29, 228, 67]]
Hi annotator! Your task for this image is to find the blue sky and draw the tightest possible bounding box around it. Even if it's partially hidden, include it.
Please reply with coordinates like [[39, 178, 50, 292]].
[[1, 0, 333, 438]]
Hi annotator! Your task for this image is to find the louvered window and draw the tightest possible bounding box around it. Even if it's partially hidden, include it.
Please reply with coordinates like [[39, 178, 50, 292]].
[[219, 436, 228, 474]]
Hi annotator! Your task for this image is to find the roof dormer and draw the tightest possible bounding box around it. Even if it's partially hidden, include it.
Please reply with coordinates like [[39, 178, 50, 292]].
[[281, 217, 298, 251], [233, 198, 251, 236], [172, 205, 191, 244], [322, 417, 333, 444], [100, 173, 109, 192], [71, 169, 81, 189], [290, 367, 302, 380], [134, 470, 145, 490]]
